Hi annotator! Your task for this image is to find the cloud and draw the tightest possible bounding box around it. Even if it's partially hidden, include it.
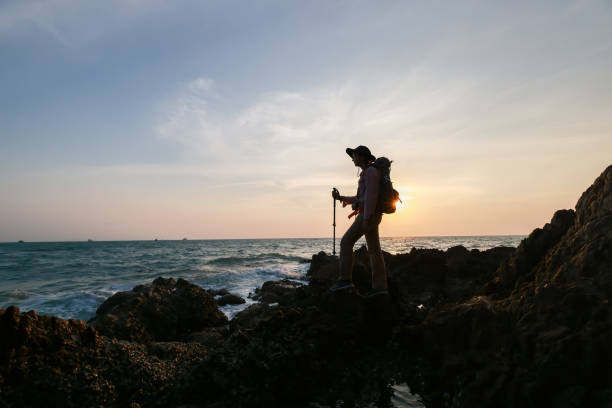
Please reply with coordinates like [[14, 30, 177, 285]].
[[157, 78, 352, 182], [154, 57, 612, 207], [154, 73, 474, 187]]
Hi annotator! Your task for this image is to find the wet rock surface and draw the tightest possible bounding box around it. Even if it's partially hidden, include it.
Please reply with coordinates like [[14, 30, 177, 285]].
[[1, 164, 610, 407]]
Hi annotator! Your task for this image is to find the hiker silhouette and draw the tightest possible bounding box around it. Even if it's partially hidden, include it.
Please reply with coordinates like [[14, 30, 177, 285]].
[[330, 145, 388, 297]]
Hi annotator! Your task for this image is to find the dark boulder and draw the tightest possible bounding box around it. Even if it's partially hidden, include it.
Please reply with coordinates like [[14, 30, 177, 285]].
[[208, 287, 246, 306], [208, 288, 231, 297], [307, 251, 339, 286], [248, 278, 304, 305], [216, 293, 246, 306], [229, 303, 279, 331], [88, 277, 228, 343], [0, 306, 208, 408], [307, 247, 373, 293]]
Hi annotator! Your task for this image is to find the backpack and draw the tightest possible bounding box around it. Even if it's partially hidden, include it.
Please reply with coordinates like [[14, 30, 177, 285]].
[[373, 157, 401, 214]]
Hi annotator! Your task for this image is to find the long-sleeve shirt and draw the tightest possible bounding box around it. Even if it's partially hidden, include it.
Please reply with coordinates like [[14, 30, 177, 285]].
[[343, 166, 381, 220]]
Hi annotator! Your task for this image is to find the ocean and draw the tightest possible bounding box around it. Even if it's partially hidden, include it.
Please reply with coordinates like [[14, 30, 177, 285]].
[[0, 236, 524, 322]]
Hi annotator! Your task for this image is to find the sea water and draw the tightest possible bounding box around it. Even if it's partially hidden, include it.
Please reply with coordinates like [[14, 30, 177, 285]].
[[0, 236, 523, 321], [0, 236, 523, 408]]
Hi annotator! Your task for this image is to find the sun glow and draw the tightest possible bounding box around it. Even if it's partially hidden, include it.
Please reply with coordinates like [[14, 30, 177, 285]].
[[395, 196, 407, 212], [393, 186, 412, 213]]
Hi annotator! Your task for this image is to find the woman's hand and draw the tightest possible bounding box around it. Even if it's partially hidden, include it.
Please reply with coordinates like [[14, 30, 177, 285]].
[[332, 188, 341, 200]]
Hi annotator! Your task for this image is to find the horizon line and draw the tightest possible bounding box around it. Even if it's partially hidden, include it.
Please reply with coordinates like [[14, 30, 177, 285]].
[[1, 234, 527, 244]]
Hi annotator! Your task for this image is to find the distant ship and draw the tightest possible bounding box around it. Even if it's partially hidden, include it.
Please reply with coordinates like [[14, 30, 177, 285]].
[[182, 238, 188, 241], [88, 239, 94, 242], [154, 238, 158, 241], [18, 240, 24, 243]]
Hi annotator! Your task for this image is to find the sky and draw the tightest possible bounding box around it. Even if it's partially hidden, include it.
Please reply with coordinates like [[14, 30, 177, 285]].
[[1, 0, 611, 242]]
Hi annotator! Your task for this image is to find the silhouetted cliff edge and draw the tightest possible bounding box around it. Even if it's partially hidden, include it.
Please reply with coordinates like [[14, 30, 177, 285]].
[[1, 164, 610, 407]]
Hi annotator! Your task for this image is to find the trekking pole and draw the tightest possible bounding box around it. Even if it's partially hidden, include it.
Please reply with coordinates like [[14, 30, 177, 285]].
[[332, 188, 338, 255]]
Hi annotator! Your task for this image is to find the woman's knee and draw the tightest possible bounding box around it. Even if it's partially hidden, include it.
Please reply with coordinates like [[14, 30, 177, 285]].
[[369, 250, 384, 264], [365, 237, 381, 254]]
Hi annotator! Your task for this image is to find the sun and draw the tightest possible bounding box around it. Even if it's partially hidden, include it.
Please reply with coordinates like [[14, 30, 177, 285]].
[[393, 187, 411, 212]]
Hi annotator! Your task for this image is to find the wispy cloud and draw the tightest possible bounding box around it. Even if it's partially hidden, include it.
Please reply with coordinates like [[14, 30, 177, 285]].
[[154, 59, 612, 205], [154, 73, 476, 186]]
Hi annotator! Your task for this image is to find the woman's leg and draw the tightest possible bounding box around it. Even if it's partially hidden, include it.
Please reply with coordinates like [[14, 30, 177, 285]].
[[339, 214, 365, 281], [365, 213, 387, 290]]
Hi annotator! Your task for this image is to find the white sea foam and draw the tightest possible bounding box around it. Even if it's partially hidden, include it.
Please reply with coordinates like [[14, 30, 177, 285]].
[[390, 383, 425, 407]]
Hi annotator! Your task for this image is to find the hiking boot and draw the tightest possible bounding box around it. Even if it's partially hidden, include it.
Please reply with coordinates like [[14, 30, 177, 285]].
[[362, 288, 389, 298], [328, 280, 355, 292]]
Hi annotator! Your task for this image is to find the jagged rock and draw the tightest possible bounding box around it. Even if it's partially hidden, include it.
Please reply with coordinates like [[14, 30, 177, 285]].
[[535, 165, 612, 285], [383, 245, 514, 320], [88, 277, 228, 343], [229, 303, 278, 331], [0, 306, 105, 407], [575, 164, 612, 224], [248, 278, 304, 304], [407, 164, 612, 408], [0, 306, 208, 408], [216, 293, 246, 306], [307, 247, 374, 292], [492, 209, 576, 295], [307, 251, 339, 285], [206, 288, 245, 306]]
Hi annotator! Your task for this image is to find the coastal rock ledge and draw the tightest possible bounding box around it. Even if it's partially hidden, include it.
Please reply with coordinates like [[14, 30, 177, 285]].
[[0, 163, 610, 408]]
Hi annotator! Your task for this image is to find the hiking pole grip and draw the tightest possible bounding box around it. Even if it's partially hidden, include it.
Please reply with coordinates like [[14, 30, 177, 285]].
[[332, 188, 338, 255]]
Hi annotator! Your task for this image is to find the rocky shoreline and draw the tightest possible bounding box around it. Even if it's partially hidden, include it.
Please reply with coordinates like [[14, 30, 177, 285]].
[[1, 164, 610, 407]]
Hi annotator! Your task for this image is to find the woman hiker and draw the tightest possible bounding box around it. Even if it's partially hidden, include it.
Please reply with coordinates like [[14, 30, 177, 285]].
[[330, 145, 388, 297]]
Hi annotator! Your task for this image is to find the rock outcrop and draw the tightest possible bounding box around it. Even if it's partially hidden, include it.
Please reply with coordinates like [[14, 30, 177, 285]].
[[307, 248, 373, 293], [248, 278, 305, 305], [216, 293, 246, 306], [410, 164, 612, 407], [88, 277, 227, 343], [491, 209, 576, 296], [0, 306, 209, 408], [207, 288, 246, 306]]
